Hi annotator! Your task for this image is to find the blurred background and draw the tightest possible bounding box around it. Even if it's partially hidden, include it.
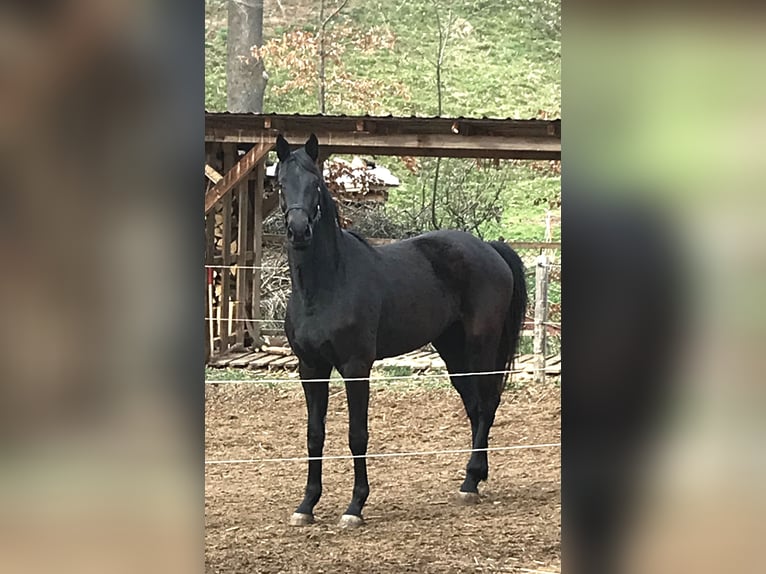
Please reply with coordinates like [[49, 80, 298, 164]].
[[0, 1, 202, 573], [565, 5, 766, 574]]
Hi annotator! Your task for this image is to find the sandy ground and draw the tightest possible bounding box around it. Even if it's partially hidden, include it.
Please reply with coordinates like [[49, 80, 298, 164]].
[[206, 382, 560, 573]]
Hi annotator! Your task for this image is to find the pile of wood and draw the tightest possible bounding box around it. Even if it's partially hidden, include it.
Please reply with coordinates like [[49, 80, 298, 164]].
[[208, 344, 562, 380]]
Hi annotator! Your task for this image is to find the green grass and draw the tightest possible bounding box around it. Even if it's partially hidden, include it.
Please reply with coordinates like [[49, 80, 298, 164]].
[[340, 0, 560, 118], [205, 0, 560, 116]]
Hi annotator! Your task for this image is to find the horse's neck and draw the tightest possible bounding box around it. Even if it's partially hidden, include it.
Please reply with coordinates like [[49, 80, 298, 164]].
[[288, 216, 344, 306]]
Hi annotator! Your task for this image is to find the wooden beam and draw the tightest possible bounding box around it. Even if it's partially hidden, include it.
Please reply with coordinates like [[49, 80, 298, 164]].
[[250, 160, 265, 347], [204, 133, 559, 160], [219, 145, 235, 352], [204, 143, 272, 214], [205, 164, 223, 184], [235, 179, 249, 347], [204, 148, 216, 360]]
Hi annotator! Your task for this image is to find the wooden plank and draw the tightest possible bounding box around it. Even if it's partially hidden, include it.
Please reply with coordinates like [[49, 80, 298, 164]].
[[251, 354, 281, 368], [221, 351, 254, 366], [205, 146, 217, 360], [208, 355, 231, 367], [268, 356, 295, 368], [205, 164, 223, 184], [261, 345, 293, 357], [235, 179, 249, 346], [210, 350, 251, 367], [229, 352, 259, 367], [204, 143, 272, 214], [250, 160, 265, 347], [219, 145, 235, 352]]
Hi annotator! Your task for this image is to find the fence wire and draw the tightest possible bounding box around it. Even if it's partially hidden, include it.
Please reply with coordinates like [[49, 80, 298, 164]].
[[205, 442, 561, 465]]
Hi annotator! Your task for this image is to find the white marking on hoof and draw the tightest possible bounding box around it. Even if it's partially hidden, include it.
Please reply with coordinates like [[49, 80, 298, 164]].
[[457, 491, 480, 505], [338, 514, 364, 528], [289, 512, 314, 526]]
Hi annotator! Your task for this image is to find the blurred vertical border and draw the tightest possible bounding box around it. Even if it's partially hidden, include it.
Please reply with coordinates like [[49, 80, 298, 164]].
[[0, 1, 203, 572], [564, 3, 766, 574]]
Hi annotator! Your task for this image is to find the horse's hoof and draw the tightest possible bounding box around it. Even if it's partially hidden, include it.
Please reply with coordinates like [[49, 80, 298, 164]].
[[457, 491, 480, 505], [289, 512, 314, 526], [338, 514, 364, 528]]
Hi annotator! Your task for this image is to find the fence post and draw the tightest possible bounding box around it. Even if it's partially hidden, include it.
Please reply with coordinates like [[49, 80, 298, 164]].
[[235, 178, 249, 348], [219, 145, 235, 354], [533, 254, 549, 384], [250, 160, 264, 348], [205, 145, 216, 361]]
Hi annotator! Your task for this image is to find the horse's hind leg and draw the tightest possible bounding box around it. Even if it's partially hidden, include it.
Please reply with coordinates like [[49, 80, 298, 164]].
[[434, 325, 481, 497], [290, 359, 332, 526], [460, 329, 504, 497]]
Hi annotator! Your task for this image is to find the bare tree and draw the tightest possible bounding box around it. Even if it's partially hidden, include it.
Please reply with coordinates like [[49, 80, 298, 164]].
[[227, 0, 268, 112], [430, 5, 454, 229], [317, 0, 349, 113]]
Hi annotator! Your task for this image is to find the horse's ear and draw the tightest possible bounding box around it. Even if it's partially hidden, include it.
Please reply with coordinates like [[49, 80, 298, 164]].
[[276, 134, 291, 162], [305, 133, 319, 162]]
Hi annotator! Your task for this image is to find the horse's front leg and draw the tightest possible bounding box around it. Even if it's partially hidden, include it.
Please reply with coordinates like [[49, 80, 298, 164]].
[[338, 359, 372, 528], [290, 360, 332, 526]]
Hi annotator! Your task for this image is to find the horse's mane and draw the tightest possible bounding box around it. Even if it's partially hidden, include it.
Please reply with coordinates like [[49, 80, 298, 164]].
[[345, 229, 375, 250]]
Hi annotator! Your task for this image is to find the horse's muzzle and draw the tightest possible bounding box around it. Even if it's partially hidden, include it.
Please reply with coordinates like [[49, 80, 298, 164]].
[[286, 211, 313, 249]]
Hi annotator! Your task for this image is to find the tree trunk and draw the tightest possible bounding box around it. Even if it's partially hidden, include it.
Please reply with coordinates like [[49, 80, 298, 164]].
[[227, 0, 267, 113], [318, 0, 326, 113]]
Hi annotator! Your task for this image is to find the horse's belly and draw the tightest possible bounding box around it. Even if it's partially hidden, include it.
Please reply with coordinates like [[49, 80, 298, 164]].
[[374, 294, 458, 359]]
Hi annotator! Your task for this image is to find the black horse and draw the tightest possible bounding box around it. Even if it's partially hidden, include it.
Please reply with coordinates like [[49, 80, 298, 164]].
[[276, 134, 527, 528]]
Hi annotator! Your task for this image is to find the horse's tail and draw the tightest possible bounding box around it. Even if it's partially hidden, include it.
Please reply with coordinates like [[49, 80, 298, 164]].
[[488, 241, 528, 383]]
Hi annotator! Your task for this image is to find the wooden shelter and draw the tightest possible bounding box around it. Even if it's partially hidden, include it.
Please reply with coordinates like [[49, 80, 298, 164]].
[[204, 113, 561, 360]]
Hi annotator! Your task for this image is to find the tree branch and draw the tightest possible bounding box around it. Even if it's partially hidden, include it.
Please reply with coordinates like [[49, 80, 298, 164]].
[[431, 157, 441, 230], [322, 0, 349, 29]]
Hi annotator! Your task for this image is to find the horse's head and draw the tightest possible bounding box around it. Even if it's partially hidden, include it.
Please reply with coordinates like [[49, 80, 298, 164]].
[[275, 133, 322, 250]]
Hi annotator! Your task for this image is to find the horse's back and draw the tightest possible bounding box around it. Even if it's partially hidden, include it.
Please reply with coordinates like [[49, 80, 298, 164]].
[[378, 230, 513, 286], [371, 230, 514, 357]]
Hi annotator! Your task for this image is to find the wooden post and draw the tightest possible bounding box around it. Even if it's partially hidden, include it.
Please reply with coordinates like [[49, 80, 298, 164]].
[[250, 160, 265, 348], [220, 145, 235, 353], [235, 178, 249, 348], [533, 254, 550, 383], [205, 144, 217, 361]]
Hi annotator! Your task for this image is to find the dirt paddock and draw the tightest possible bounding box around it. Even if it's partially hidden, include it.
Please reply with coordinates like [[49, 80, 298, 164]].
[[205, 381, 561, 573]]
